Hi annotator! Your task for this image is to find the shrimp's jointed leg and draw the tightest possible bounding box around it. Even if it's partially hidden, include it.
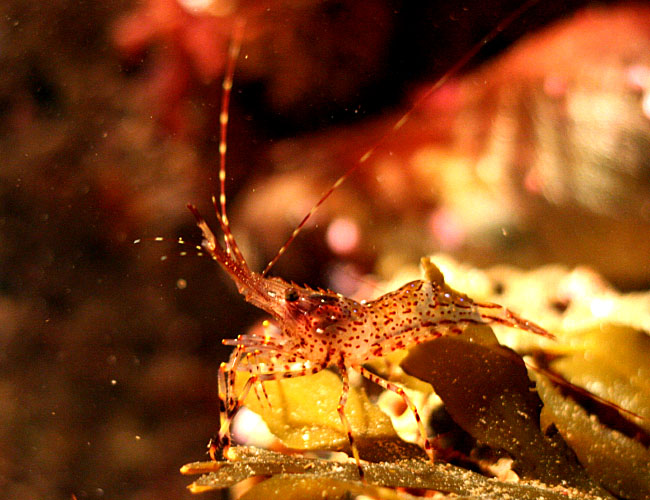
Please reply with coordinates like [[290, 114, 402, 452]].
[[211, 362, 327, 461], [356, 365, 435, 464], [218, 347, 244, 417], [337, 363, 365, 480]]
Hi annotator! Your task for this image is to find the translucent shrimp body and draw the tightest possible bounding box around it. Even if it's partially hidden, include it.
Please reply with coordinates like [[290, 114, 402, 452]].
[[251, 269, 552, 369], [185, 14, 554, 480], [190, 200, 554, 477]]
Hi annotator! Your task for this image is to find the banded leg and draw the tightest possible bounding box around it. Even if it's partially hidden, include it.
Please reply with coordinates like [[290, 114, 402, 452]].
[[214, 356, 239, 460], [218, 347, 244, 425], [211, 362, 325, 460], [249, 353, 272, 410], [337, 364, 365, 480], [356, 365, 436, 464], [219, 347, 276, 416]]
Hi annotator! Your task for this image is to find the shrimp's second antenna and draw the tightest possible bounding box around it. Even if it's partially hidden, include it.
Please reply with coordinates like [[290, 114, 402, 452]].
[[188, 5, 554, 481]]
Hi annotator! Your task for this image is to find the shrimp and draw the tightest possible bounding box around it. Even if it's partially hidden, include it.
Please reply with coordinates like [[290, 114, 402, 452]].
[[185, 12, 555, 480]]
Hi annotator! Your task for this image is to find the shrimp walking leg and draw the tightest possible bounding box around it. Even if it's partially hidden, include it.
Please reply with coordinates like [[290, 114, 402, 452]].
[[212, 362, 326, 460], [337, 363, 365, 480], [356, 365, 435, 463]]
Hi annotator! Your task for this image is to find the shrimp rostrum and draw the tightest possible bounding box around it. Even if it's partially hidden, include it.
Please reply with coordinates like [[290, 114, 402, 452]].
[[188, 204, 554, 478]]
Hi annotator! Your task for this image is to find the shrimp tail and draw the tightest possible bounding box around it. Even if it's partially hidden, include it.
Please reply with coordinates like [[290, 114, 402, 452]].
[[421, 257, 555, 340], [476, 301, 555, 340]]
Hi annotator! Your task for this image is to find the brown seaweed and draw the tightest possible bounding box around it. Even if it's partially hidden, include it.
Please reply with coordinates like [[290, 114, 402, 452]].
[[401, 325, 608, 496], [182, 446, 613, 499], [532, 370, 650, 499]]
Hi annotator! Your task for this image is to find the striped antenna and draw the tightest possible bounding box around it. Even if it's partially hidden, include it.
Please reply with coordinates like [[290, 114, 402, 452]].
[[214, 17, 249, 270], [137, 22, 245, 270], [261, 0, 542, 277]]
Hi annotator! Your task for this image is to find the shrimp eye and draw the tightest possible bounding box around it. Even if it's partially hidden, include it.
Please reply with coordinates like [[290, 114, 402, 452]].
[[284, 287, 299, 302]]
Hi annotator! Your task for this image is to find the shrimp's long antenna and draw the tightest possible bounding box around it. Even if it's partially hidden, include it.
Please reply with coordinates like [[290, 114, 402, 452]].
[[261, 0, 543, 277], [214, 17, 248, 270]]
